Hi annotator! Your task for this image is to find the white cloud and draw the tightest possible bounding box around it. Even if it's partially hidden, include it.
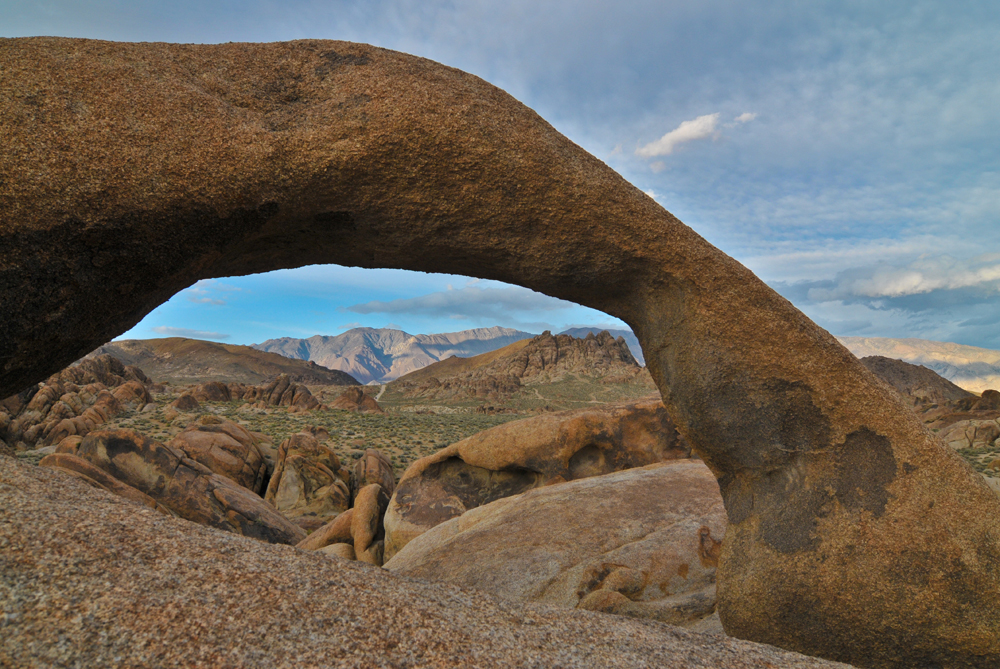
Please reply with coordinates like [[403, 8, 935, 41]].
[[337, 322, 363, 330], [807, 254, 1000, 302], [724, 112, 757, 128], [636, 113, 720, 157], [644, 189, 658, 200], [186, 280, 229, 305], [151, 326, 230, 340]]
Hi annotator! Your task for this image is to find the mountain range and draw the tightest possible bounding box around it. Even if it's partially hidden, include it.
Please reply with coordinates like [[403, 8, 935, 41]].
[[253, 327, 646, 385], [253, 327, 534, 385], [252, 327, 999, 394]]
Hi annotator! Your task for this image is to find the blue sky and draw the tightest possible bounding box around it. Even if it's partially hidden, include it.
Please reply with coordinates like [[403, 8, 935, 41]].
[[5, 1, 1000, 347]]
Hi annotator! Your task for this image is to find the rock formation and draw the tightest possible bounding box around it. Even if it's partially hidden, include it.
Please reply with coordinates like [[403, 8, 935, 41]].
[[230, 374, 322, 410], [386, 461, 726, 630], [328, 386, 384, 413], [1, 455, 852, 668], [42, 428, 304, 544], [0, 354, 152, 450], [264, 432, 351, 530], [2, 37, 998, 666], [384, 399, 689, 559], [168, 416, 270, 494], [352, 447, 396, 498]]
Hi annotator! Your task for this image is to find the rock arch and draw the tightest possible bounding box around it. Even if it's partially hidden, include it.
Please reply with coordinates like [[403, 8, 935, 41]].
[[1, 38, 998, 667]]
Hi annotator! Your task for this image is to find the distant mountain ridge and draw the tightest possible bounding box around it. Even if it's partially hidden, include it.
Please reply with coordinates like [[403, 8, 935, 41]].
[[839, 337, 1000, 394], [253, 327, 535, 385]]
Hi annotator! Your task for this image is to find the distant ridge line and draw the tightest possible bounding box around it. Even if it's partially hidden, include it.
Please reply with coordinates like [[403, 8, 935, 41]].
[[253, 326, 645, 385]]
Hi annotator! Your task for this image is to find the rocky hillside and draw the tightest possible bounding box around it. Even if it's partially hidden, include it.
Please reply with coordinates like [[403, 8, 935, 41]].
[[840, 336, 1000, 393], [254, 326, 534, 385], [389, 330, 644, 402], [89, 338, 360, 386], [559, 327, 644, 365], [860, 355, 974, 406]]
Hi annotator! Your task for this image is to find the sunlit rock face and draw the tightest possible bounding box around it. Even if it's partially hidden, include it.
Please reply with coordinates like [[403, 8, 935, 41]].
[[2, 37, 999, 667]]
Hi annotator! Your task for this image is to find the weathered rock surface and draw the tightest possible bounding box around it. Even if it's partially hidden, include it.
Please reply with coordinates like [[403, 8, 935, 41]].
[[0, 354, 152, 449], [38, 451, 172, 514], [1, 37, 998, 666], [329, 386, 383, 413], [169, 393, 201, 411], [352, 483, 390, 565], [168, 416, 270, 494], [264, 432, 350, 530], [938, 418, 1000, 451], [231, 374, 322, 410], [384, 399, 689, 559], [386, 461, 726, 629], [352, 447, 396, 499], [70, 429, 305, 544], [296, 507, 355, 552], [0, 455, 852, 668]]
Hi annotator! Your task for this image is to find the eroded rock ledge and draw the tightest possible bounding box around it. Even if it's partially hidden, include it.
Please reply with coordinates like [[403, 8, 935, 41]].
[[2, 38, 999, 667]]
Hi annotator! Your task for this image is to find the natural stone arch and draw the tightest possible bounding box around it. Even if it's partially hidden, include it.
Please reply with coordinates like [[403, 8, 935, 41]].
[[1, 38, 998, 667]]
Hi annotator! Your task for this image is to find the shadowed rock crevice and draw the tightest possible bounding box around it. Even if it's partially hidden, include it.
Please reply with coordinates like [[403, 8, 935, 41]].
[[2, 37, 1000, 667]]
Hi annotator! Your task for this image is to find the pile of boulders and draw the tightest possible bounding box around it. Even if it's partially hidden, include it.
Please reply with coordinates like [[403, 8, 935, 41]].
[[0, 354, 153, 451]]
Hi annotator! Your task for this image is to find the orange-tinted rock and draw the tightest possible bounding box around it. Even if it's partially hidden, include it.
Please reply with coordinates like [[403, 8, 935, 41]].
[[300, 425, 330, 441], [73, 429, 305, 545], [319, 542, 357, 560], [264, 432, 350, 528], [329, 387, 383, 413], [386, 461, 725, 628], [296, 508, 354, 552], [190, 381, 231, 402], [352, 483, 390, 565], [1, 354, 152, 449], [39, 452, 170, 515], [169, 417, 269, 494], [3, 37, 1000, 667], [234, 374, 321, 410], [383, 399, 688, 560], [170, 393, 201, 411], [352, 448, 395, 499], [111, 380, 153, 410]]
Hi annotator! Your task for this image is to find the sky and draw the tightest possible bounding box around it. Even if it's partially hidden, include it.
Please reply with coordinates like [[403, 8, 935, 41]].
[[5, 1, 1000, 348]]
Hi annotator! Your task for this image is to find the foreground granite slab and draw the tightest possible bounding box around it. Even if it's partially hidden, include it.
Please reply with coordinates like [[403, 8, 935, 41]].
[[0, 456, 849, 668]]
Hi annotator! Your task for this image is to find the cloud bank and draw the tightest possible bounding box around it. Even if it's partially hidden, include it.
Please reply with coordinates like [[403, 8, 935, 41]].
[[807, 255, 1000, 302], [345, 285, 574, 319]]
